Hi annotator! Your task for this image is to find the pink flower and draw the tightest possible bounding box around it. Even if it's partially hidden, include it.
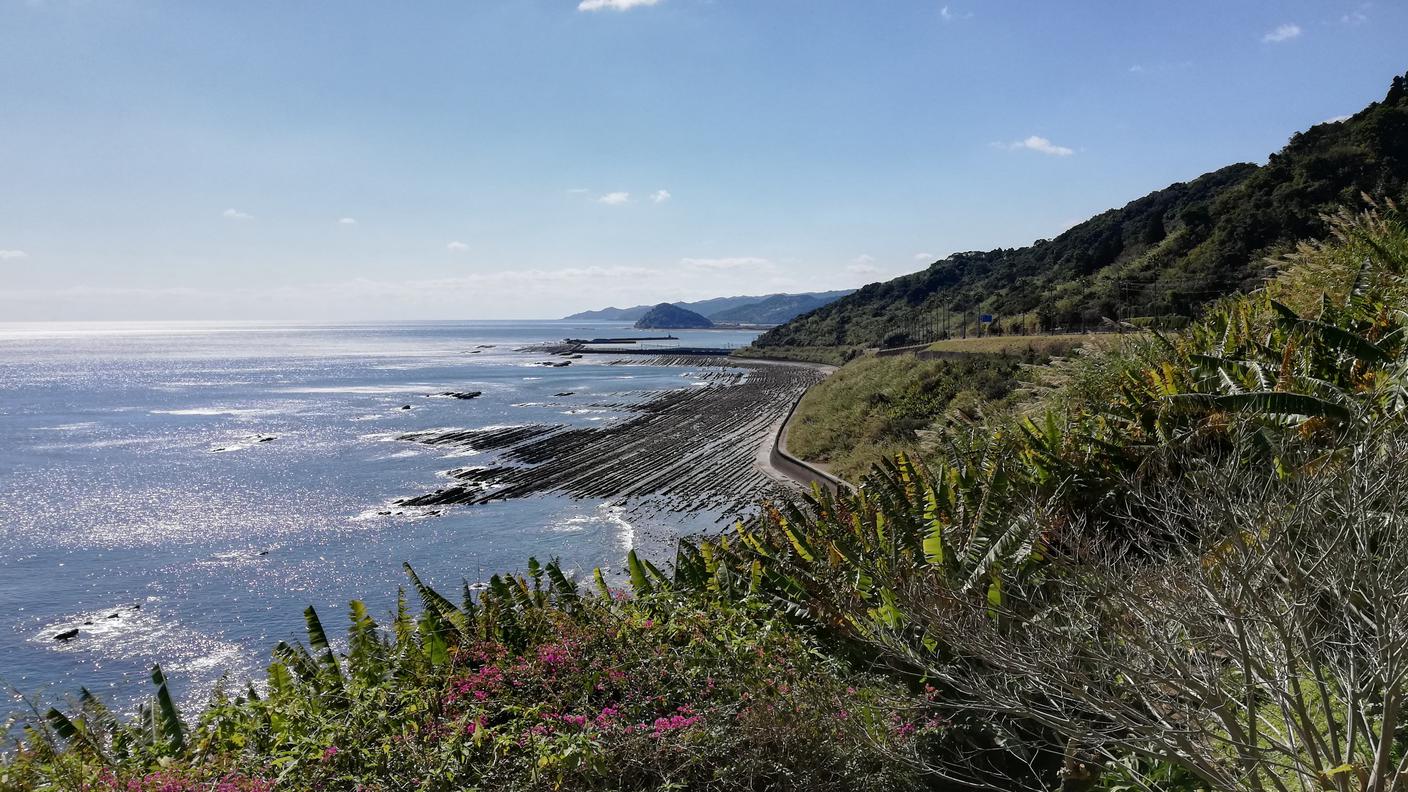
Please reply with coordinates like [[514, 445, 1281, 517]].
[[322, 745, 339, 761], [650, 712, 702, 737]]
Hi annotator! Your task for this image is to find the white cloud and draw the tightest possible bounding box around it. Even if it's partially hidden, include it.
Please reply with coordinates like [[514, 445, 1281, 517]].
[[1341, 7, 1369, 25], [1324, 114, 1352, 124], [681, 256, 772, 271], [338, 217, 357, 225], [913, 252, 934, 261], [650, 189, 671, 204], [939, 5, 971, 21], [0, 249, 28, 260], [1262, 23, 1302, 43], [1128, 64, 1145, 73], [598, 192, 631, 205], [447, 241, 469, 252], [578, 0, 659, 11], [846, 254, 881, 275], [1005, 135, 1075, 157], [222, 208, 253, 220]]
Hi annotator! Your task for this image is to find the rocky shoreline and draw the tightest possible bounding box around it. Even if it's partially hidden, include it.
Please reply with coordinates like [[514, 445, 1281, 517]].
[[393, 356, 825, 521]]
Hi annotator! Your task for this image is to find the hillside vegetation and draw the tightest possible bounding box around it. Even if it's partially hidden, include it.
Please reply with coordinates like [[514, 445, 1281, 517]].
[[758, 71, 1408, 349]]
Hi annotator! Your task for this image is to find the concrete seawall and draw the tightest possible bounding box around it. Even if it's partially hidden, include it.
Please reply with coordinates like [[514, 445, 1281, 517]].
[[751, 360, 852, 493]]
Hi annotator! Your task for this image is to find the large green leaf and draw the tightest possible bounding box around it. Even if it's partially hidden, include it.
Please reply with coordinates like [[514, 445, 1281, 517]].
[[625, 549, 653, 596], [1169, 391, 1352, 420], [149, 664, 185, 753]]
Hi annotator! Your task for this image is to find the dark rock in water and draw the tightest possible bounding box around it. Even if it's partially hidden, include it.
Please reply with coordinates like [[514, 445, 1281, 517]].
[[257, 436, 274, 443], [54, 628, 79, 641], [107, 612, 119, 619], [401, 405, 412, 410], [432, 391, 482, 400], [258, 550, 269, 556], [554, 391, 575, 397], [83, 620, 93, 625]]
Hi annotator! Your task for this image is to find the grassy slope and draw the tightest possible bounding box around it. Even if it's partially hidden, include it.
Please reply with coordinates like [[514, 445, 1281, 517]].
[[924, 333, 1110, 356], [786, 353, 1027, 480]]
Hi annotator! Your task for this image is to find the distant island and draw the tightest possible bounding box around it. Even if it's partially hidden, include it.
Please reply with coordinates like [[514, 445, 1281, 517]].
[[563, 290, 854, 326], [634, 302, 714, 329]]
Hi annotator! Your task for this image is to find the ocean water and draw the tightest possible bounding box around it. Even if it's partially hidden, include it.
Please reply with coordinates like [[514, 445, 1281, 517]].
[[0, 320, 761, 719]]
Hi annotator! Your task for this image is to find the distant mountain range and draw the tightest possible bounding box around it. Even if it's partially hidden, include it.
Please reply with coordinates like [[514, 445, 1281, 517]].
[[563, 290, 855, 325]]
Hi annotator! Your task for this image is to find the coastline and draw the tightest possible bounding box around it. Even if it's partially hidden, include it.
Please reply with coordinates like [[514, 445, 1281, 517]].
[[392, 355, 827, 524]]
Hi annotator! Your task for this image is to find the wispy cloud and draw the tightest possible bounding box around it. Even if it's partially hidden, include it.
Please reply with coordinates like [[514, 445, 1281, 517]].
[[1262, 23, 1302, 43], [447, 241, 469, 252], [338, 217, 357, 225], [222, 208, 253, 220], [598, 192, 631, 205], [1325, 114, 1352, 124], [1128, 64, 1145, 73], [939, 5, 972, 21], [578, 0, 660, 11], [0, 249, 29, 260], [650, 189, 671, 204], [681, 256, 772, 271], [1341, 5, 1370, 25], [846, 254, 881, 275], [913, 252, 934, 261], [1002, 135, 1075, 157]]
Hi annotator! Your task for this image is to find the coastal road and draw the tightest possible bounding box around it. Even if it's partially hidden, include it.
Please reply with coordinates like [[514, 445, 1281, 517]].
[[750, 360, 853, 493]]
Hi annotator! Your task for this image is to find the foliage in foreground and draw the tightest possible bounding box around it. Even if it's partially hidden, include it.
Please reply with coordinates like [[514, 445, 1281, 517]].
[[687, 201, 1408, 790], [3, 563, 930, 792]]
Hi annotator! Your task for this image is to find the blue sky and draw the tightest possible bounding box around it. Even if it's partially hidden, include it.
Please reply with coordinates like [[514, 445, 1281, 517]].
[[1, 0, 1403, 321]]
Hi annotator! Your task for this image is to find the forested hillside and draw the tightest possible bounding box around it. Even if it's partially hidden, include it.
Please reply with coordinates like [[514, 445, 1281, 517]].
[[757, 71, 1408, 349]]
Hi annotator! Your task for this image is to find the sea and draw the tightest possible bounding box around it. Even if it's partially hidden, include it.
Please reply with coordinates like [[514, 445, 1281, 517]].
[[0, 320, 762, 721]]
